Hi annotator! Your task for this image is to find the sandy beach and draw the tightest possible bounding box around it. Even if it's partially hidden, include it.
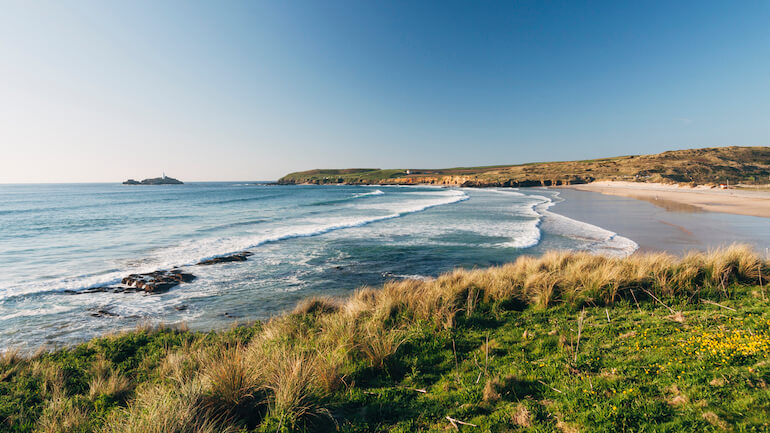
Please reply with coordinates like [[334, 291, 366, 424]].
[[550, 187, 770, 255], [565, 181, 770, 218]]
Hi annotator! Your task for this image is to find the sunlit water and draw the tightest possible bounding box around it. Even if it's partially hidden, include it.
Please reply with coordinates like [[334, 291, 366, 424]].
[[0, 183, 637, 350]]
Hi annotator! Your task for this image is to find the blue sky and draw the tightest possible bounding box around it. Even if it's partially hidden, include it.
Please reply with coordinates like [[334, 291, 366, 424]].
[[1, 0, 769, 182]]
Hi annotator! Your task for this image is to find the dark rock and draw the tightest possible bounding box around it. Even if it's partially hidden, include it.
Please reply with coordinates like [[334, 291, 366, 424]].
[[79, 286, 132, 294], [90, 307, 119, 318], [174, 305, 188, 311], [68, 267, 197, 296], [123, 179, 141, 185], [196, 252, 253, 266], [121, 269, 196, 293]]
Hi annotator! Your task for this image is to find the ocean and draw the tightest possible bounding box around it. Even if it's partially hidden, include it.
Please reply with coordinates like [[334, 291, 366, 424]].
[[1, 182, 640, 350]]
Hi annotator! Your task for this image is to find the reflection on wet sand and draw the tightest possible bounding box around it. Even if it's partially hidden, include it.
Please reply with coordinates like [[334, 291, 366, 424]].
[[657, 220, 695, 236], [626, 195, 704, 213], [550, 188, 770, 256]]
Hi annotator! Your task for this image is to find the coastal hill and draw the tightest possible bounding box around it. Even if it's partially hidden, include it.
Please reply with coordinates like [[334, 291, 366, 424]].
[[278, 146, 770, 187], [123, 176, 183, 185]]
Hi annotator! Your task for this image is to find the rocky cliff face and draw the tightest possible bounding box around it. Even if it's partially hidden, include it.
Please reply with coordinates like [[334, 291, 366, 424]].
[[279, 175, 594, 187], [381, 175, 593, 187]]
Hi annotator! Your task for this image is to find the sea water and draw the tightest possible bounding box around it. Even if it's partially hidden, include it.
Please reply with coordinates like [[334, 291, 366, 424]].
[[0, 183, 636, 349]]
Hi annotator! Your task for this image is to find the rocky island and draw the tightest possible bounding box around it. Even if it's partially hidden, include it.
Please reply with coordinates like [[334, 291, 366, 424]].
[[123, 175, 183, 185]]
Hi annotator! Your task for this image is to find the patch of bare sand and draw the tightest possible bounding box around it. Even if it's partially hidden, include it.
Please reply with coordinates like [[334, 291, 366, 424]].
[[565, 181, 770, 218]]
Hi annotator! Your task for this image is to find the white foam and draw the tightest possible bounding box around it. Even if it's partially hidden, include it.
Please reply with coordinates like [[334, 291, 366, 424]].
[[353, 188, 546, 249], [354, 189, 384, 198], [539, 208, 638, 257], [0, 304, 73, 321], [1, 189, 469, 297], [188, 189, 469, 259], [484, 189, 550, 248], [466, 188, 637, 255], [383, 273, 433, 281]]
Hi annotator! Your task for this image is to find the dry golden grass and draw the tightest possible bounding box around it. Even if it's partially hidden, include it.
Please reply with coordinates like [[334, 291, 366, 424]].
[[525, 270, 561, 307], [0, 347, 22, 367], [199, 345, 261, 417], [702, 411, 731, 430], [357, 322, 408, 369], [482, 377, 503, 403], [512, 403, 533, 427], [158, 347, 201, 386], [292, 296, 340, 316], [89, 357, 132, 402], [89, 371, 132, 402], [102, 382, 230, 433], [313, 346, 348, 394], [342, 287, 380, 318], [28, 360, 66, 399], [0, 348, 23, 382], [36, 396, 91, 433], [259, 349, 327, 424]]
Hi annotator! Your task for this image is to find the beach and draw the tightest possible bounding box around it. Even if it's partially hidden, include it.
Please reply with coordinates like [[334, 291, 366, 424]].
[[565, 181, 770, 218], [551, 186, 770, 255]]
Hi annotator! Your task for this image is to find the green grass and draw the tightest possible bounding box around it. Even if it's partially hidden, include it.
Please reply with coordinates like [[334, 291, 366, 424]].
[[331, 294, 770, 432], [2, 246, 770, 432]]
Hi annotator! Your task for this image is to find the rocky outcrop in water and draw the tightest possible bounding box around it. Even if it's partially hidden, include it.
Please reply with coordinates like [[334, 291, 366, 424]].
[[73, 251, 255, 296], [123, 176, 183, 185], [120, 269, 196, 292], [73, 269, 196, 295], [197, 252, 253, 265]]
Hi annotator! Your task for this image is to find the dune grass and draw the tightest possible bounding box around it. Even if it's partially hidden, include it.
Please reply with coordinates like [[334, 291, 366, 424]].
[[1, 244, 770, 432]]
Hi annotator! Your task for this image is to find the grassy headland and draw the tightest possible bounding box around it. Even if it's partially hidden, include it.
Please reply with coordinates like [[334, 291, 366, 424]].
[[277, 146, 770, 187], [2, 245, 770, 432]]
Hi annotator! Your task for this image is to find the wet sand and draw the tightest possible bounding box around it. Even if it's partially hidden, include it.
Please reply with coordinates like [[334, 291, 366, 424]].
[[566, 181, 770, 218], [550, 188, 770, 256]]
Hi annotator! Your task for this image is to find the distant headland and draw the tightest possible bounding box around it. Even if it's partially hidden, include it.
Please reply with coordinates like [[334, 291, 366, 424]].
[[277, 146, 770, 188], [123, 174, 183, 185]]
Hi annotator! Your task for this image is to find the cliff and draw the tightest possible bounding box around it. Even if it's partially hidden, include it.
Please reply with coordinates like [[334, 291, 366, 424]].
[[278, 146, 770, 187]]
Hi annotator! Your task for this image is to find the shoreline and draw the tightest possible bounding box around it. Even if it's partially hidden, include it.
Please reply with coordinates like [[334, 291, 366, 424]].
[[547, 187, 770, 255], [562, 181, 770, 218], [4, 183, 769, 351]]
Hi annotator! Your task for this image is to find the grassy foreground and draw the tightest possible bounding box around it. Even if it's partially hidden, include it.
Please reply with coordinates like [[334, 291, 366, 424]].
[[2, 245, 770, 432]]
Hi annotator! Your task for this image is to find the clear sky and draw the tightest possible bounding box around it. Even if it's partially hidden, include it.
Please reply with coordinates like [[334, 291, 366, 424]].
[[1, 0, 769, 182]]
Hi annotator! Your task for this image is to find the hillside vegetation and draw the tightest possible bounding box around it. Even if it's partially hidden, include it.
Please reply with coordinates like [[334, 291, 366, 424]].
[[278, 146, 770, 187], [2, 245, 770, 432]]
